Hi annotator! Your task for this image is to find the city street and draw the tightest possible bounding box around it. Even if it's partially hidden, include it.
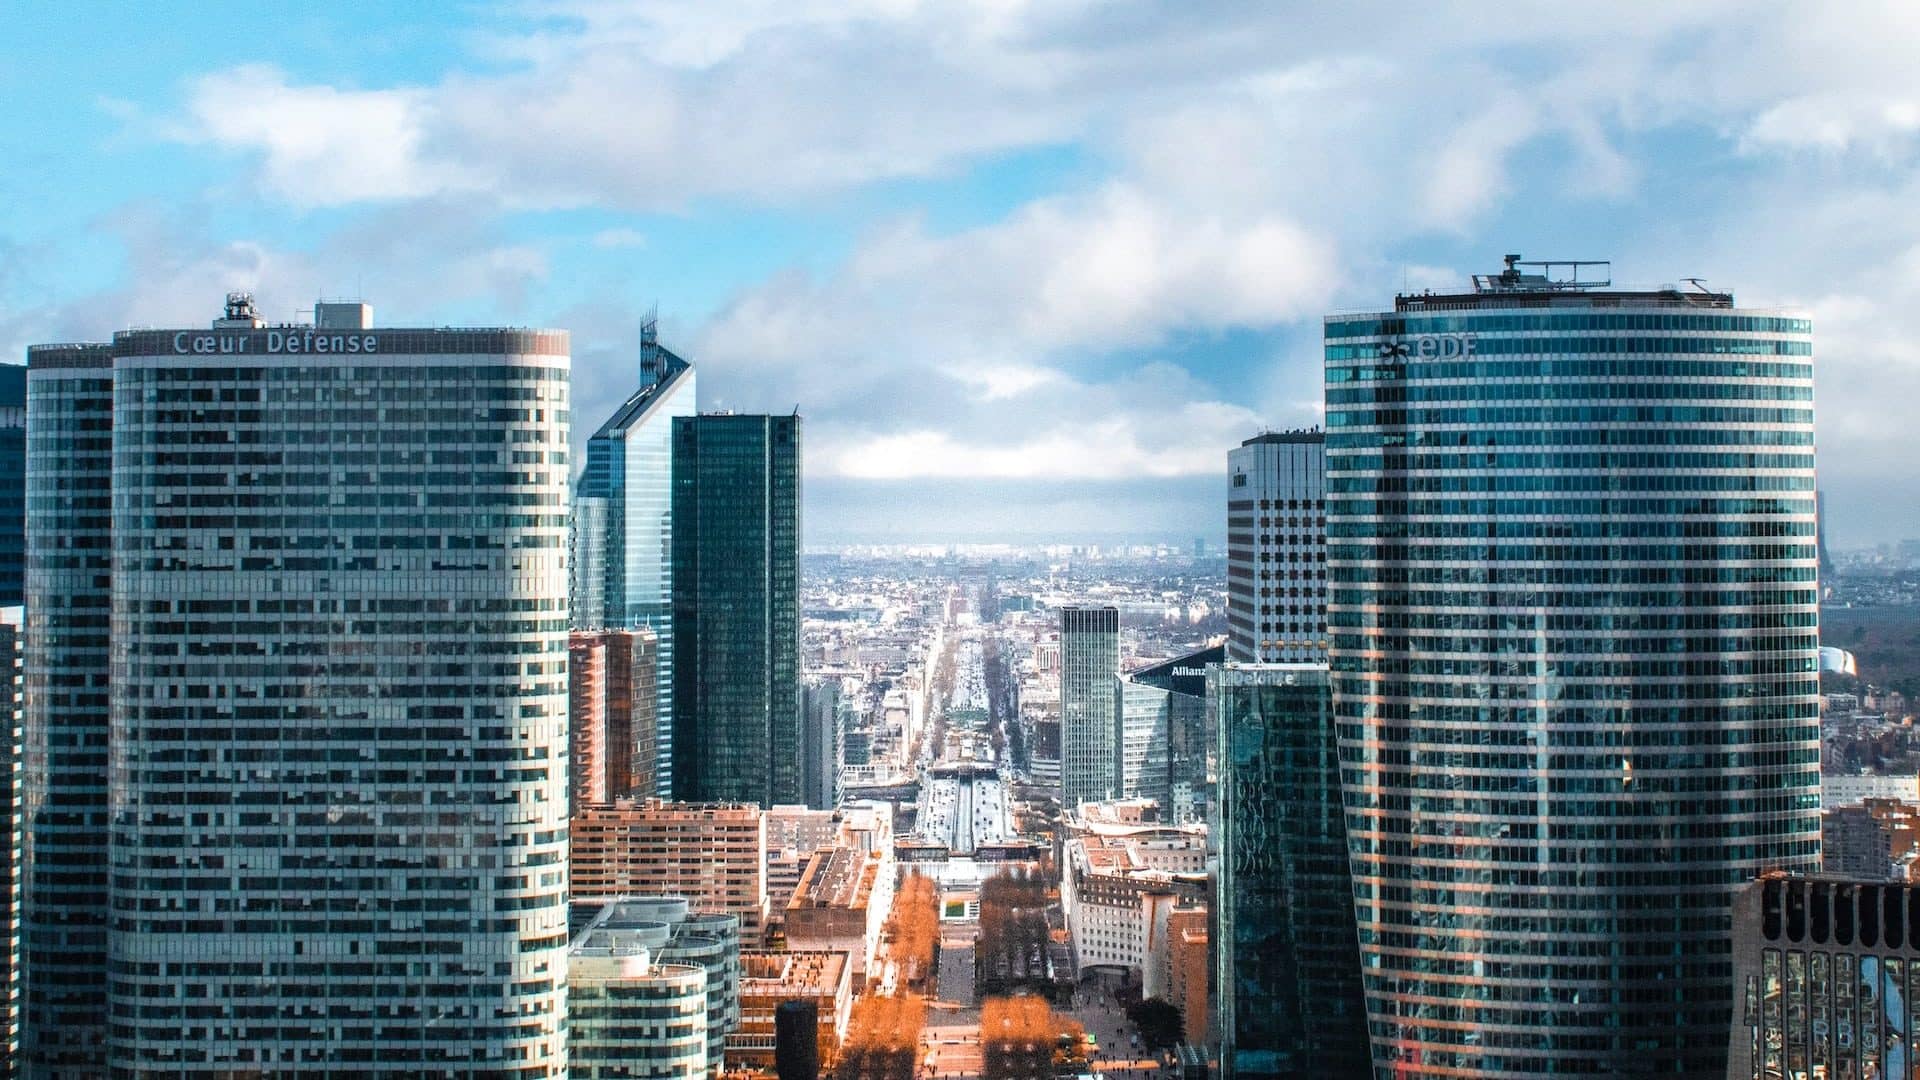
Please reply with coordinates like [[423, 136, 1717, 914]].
[[1064, 980, 1161, 1080]]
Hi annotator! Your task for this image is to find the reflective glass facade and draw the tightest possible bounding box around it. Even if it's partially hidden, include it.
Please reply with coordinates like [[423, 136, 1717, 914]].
[[575, 349, 694, 797], [1325, 293, 1822, 1076], [1060, 607, 1118, 811], [33, 324, 576, 1076], [1729, 875, 1920, 1080], [1209, 664, 1369, 1078], [22, 344, 114, 1074], [669, 414, 801, 807]]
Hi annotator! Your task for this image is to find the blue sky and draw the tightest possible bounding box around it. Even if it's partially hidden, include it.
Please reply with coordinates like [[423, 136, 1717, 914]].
[[5, 1, 1919, 546]]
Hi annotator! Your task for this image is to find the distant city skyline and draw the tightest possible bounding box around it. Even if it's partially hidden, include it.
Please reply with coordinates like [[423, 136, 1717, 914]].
[[4, 6, 1918, 547]]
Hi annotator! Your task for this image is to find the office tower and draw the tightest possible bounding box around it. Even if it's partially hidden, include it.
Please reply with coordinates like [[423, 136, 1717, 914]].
[[570, 798, 771, 943], [1326, 257, 1821, 1075], [801, 678, 844, 810], [670, 413, 801, 807], [0, 366, 24, 607], [569, 903, 710, 1080], [1208, 664, 1368, 1078], [1225, 431, 1325, 663], [1726, 874, 1920, 1079], [1121, 644, 1218, 824], [1059, 607, 1119, 810], [34, 297, 573, 1075], [575, 318, 696, 795], [570, 628, 661, 804], [0, 608, 19, 1069], [21, 341, 112, 1073]]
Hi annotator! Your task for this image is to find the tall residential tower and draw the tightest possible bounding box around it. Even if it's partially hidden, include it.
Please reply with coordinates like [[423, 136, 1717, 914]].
[[1325, 257, 1821, 1075]]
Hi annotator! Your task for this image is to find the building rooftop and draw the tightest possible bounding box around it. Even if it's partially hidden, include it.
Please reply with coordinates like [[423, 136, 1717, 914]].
[[789, 847, 878, 912], [1238, 429, 1324, 447], [739, 950, 849, 998], [1390, 254, 1734, 313]]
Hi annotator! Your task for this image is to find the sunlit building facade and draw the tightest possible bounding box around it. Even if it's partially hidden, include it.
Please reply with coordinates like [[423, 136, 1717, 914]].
[[34, 299, 573, 1075], [1325, 260, 1822, 1075]]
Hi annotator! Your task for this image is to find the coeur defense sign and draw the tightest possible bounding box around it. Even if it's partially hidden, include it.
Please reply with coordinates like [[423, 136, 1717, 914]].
[[171, 330, 379, 355]]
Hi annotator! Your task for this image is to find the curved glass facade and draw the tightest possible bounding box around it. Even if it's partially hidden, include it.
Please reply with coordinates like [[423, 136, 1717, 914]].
[[104, 343, 572, 1075], [1324, 299, 1821, 1076]]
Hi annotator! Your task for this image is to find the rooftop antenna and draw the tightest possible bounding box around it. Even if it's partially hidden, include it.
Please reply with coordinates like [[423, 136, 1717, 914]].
[[638, 303, 662, 387]]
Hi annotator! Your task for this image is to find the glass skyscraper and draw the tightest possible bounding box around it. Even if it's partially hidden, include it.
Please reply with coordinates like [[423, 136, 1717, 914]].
[[1209, 663, 1369, 1078], [31, 298, 573, 1075], [1059, 606, 1118, 811], [1124, 644, 1217, 825], [574, 321, 695, 797], [22, 341, 114, 1074], [1324, 258, 1822, 1075], [669, 413, 801, 807]]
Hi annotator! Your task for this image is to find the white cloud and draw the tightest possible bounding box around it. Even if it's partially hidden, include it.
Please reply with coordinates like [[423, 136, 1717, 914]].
[[1744, 95, 1920, 156], [182, 65, 462, 205]]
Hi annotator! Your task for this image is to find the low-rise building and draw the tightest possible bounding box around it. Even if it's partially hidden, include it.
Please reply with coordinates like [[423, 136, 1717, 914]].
[[569, 896, 743, 1076], [569, 903, 710, 1080], [1059, 801, 1206, 975], [729, 950, 853, 1071], [785, 845, 895, 981], [572, 799, 770, 942]]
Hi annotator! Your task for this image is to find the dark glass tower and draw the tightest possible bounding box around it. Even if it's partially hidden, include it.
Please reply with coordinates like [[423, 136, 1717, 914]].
[[669, 413, 802, 807], [1325, 258, 1821, 1075], [0, 365, 25, 607], [22, 343, 113, 1074], [1208, 663, 1369, 1079]]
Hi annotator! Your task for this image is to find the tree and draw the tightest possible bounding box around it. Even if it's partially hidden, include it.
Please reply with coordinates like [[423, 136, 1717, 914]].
[[1125, 998, 1183, 1052]]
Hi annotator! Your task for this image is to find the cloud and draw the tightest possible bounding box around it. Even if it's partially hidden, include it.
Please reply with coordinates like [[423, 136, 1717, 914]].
[[181, 65, 460, 205]]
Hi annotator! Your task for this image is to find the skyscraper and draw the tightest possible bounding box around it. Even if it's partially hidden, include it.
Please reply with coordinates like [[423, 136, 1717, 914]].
[[0, 607, 21, 1070], [801, 678, 845, 810], [574, 318, 696, 796], [1120, 644, 1217, 825], [22, 341, 113, 1073], [1225, 431, 1325, 663], [670, 413, 802, 807], [0, 365, 25, 608], [1208, 663, 1369, 1078], [1059, 606, 1118, 810], [32, 296, 573, 1075], [1326, 256, 1821, 1075], [570, 628, 661, 805]]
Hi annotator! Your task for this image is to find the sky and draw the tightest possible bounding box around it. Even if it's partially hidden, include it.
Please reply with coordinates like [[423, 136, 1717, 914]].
[[4, 2, 1918, 548]]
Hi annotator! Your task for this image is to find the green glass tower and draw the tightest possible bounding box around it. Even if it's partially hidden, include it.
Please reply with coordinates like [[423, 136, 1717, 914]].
[[669, 413, 802, 807], [1209, 663, 1369, 1079]]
